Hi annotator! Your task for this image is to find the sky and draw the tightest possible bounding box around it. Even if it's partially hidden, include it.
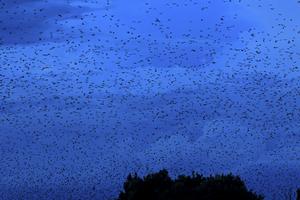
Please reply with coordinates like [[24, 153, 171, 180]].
[[1, 0, 300, 199]]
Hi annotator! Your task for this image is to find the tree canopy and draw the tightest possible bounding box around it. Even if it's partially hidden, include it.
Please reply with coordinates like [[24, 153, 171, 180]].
[[117, 169, 264, 200]]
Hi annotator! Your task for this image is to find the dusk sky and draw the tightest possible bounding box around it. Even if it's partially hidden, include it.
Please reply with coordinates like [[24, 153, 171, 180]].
[[1, 0, 300, 199]]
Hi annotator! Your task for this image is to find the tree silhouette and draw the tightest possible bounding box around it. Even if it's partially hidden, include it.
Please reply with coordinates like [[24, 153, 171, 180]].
[[297, 188, 300, 200], [117, 169, 264, 200]]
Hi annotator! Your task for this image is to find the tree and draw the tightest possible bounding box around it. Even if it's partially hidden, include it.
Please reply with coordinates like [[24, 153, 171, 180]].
[[117, 169, 264, 200], [297, 189, 300, 200]]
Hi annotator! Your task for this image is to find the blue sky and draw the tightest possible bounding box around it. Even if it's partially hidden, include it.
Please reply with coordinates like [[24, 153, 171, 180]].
[[1, 0, 300, 199]]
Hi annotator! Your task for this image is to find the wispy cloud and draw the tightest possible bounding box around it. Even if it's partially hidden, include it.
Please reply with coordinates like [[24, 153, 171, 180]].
[[0, 0, 90, 44]]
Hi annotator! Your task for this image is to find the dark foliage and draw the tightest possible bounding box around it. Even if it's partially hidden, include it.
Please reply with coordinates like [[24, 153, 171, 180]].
[[117, 169, 264, 200], [297, 189, 300, 200]]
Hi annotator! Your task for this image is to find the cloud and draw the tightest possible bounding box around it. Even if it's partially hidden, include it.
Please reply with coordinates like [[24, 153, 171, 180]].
[[0, 1, 90, 45]]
